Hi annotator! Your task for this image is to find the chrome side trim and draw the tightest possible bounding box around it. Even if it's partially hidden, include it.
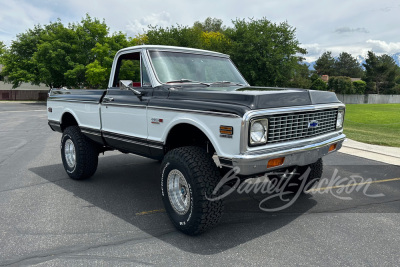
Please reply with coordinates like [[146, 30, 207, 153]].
[[240, 103, 346, 153], [104, 135, 163, 150], [103, 102, 147, 109], [147, 106, 241, 118], [48, 119, 60, 125], [81, 129, 101, 137], [48, 99, 99, 104]]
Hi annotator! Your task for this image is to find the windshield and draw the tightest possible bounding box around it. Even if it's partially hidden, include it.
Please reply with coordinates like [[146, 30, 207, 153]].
[[149, 51, 247, 85]]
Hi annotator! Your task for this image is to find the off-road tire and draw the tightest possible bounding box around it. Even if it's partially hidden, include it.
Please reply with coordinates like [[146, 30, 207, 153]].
[[161, 146, 224, 235], [61, 126, 99, 180]]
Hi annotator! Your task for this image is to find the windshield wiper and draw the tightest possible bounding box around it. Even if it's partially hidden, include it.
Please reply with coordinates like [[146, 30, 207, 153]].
[[165, 79, 210, 86], [210, 81, 245, 86], [166, 79, 194, 83]]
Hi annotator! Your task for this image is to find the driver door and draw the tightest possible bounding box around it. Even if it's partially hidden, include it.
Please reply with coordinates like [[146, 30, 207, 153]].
[[101, 51, 153, 157]]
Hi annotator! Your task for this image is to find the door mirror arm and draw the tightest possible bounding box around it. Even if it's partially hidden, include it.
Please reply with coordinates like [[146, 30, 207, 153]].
[[119, 80, 143, 97]]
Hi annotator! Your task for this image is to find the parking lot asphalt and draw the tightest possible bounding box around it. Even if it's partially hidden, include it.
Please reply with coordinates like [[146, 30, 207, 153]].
[[0, 102, 399, 266]]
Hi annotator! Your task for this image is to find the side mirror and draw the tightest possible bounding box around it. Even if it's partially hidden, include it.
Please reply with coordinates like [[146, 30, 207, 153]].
[[119, 80, 142, 96]]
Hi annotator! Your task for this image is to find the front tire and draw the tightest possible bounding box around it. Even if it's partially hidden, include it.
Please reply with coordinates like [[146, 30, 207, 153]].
[[287, 158, 323, 193], [161, 146, 224, 235], [61, 126, 99, 180]]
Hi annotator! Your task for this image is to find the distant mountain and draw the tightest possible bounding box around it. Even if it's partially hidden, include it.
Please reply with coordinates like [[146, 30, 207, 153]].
[[305, 52, 400, 71], [303, 61, 316, 70], [356, 55, 366, 66]]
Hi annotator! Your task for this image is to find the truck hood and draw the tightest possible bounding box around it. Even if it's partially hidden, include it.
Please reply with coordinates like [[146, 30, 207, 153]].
[[166, 86, 340, 110]]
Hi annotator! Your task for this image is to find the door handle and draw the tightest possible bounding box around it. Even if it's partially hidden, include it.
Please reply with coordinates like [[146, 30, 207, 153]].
[[103, 97, 114, 102]]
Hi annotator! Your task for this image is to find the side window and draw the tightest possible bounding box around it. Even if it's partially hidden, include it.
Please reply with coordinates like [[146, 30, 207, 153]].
[[113, 52, 151, 88], [119, 60, 140, 82]]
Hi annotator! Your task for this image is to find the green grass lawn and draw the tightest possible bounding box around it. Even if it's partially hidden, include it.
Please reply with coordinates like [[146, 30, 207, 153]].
[[343, 104, 400, 147]]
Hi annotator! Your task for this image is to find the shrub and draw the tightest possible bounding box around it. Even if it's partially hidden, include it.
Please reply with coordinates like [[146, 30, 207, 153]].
[[310, 78, 327, 90], [364, 81, 376, 94], [352, 80, 367, 94], [385, 84, 400, 94], [328, 76, 354, 94]]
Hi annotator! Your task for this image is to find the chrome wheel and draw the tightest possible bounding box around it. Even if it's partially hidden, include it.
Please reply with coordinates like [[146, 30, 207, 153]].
[[167, 169, 191, 215], [64, 139, 76, 168]]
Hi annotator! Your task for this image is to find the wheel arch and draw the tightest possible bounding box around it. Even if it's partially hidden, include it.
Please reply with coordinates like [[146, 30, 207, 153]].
[[163, 121, 219, 155], [60, 110, 80, 132]]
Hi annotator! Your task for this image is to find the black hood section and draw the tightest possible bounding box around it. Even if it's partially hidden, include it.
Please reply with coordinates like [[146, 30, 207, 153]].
[[164, 86, 340, 116]]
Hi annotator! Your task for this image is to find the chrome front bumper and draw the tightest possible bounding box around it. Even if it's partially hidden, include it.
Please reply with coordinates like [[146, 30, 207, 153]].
[[230, 132, 346, 176]]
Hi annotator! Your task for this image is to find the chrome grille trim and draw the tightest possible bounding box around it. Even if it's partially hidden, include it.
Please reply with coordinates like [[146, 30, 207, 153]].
[[266, 109, 338, 143], [240, 103, 345, 154]]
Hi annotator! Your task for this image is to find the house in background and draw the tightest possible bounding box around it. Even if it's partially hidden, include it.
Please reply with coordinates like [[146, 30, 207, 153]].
[[0, 65, 48, 100]]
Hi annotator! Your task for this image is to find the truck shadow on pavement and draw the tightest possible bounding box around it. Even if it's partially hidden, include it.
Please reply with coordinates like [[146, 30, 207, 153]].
[[30, 153, 318, 255]]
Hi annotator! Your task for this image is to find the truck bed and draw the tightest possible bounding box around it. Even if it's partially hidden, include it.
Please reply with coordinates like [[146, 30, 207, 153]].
[[49, 89, 107, 103]]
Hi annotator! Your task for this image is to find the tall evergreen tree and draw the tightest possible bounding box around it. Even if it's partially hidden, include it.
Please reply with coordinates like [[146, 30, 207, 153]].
[[314, 51, 335, 76], [363, 51, 398, 94], [334, 52, 363, 78]]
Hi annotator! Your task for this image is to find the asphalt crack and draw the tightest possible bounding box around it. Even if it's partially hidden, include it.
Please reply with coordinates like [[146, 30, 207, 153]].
[[0, 229, 174, 266]]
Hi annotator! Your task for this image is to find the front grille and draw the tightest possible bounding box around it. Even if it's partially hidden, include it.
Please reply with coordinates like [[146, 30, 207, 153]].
[[267, 109, 338, 143]]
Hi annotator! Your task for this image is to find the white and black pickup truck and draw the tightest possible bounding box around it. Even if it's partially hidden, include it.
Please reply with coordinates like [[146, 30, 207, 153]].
[[47, 45, 346, 235]]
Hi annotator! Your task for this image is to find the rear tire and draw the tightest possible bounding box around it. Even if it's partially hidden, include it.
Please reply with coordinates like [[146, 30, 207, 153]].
[[161, 146, 224, 235], [61, 126, 98, 180]]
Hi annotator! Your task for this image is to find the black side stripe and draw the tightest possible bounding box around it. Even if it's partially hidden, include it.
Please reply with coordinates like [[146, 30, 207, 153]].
[[102, 131, 164, 149], [80, 126, 102, 136]]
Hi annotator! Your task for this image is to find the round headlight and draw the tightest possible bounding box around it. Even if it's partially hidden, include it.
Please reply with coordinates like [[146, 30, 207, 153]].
[[250, 120, 268, 145]]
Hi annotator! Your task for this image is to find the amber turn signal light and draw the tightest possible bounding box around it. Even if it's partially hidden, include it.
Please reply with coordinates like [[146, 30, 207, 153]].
[[329, 143, 337, 152], [220, 125, 233, 135], [267, 157, 285, 168]]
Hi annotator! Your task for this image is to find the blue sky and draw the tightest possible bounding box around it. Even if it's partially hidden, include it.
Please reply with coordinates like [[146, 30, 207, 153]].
[[1, 0, 399, 62]]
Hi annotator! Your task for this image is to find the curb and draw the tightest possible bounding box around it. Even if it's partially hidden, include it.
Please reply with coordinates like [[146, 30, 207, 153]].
[[340, 139, 400, 166]]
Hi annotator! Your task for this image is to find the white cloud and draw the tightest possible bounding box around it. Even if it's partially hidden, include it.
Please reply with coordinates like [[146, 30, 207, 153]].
[[0, 0, 399, 64], [0, 1, 55, 45], [126, 12, 171, 36], [366, 40, 400, 54], [302, 43, 373, 62]]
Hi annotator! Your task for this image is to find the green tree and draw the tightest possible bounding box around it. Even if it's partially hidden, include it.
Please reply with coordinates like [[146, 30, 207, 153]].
[[225, 18, 306, 86], [288, 63, 312, 89], [1, 25, 44, 88], [199, 31, 231, 53], [0, 41, 6, 59], [0, 41, 6, 80], [334, 52, 363, 78], [1, 15, 120, 89], [310, 73, 319, 82], [363, 51, 398, 94], [85, 60, 108, 88], [193, 17, 226, 33], [310, 78, 327, 90], [146, 24, 202, 48], [32, 20, 78, 88], [314, 51, 335, 76], [146, 18, 231, 54], [85, 32, 129, 88]]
